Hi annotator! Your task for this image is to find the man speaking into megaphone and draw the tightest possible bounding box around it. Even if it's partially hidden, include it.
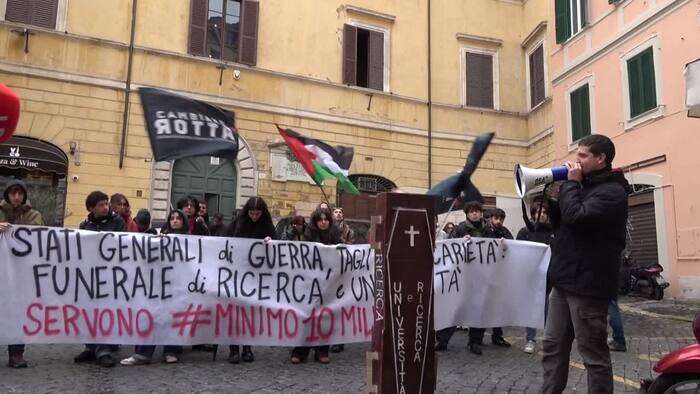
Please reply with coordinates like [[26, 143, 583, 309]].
[[537, 134, 631, 394]]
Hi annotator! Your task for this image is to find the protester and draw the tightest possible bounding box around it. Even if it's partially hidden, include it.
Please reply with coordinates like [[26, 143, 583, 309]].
[[208, 212, 226, 236], [133, 208, 157, 234], [281, 215, 309, 241], [176, 195, 209, 235], [291, 207, 341, 364], [121, 210, 188, 365], [198, 200, 210, 224], [464, 208, 514, 352], [436, 201, 494, 354], [607, 298, 627, 352], [74, 191, 126, 367], [541, 135, 630, 394], [0, 180, 44, 368], [516, 199, 554, 354], [332, 207, 355, 244], [330, 207, 354, 353], [110, 193, 139, 232], [228, 197, 276, 364]]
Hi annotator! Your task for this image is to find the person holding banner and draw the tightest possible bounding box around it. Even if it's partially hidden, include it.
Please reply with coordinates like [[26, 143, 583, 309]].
[[541, 135, 630, 394], [176, 196, 209, 236], [281, 215, 309, 241], [516, 198, 554, 354], [121, 209, 190, 365], [74, 191, 126, 367], [291, 207, 341, 364], [228, 197, 276, 364], [330, 206, 353, 354], [0, 180, 44, 368]]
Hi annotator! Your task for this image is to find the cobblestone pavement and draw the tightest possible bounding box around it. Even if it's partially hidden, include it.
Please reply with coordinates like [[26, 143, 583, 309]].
[[0, 297, 696, 393]]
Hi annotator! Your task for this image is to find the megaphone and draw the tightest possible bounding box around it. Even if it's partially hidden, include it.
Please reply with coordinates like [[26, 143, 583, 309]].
[[514, 164, 568, 197]]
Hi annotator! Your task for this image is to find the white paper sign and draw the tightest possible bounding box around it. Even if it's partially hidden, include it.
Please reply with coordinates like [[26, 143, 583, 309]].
[[433, 238, 550, 330]]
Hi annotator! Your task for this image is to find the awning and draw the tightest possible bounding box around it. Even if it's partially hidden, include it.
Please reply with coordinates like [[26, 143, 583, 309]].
[[0, 136, 68, 176], [686, 58, 700, 118]]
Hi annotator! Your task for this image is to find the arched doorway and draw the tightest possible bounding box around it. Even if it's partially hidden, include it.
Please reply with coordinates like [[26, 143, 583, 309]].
[[170, 156, 238, 222], [0, 136, 69, 226], [338, 174, 397, 220]]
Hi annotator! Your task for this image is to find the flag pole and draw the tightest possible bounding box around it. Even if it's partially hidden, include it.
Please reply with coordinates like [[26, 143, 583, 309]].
[[318, 184, 332, 207]]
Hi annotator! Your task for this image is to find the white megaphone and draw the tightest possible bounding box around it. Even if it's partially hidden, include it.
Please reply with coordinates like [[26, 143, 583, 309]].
[[514, 164, 569, 197]]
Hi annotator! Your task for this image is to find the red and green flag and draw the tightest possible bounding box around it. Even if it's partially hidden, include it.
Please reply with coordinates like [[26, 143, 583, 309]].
[[276, 125, 359, 195]]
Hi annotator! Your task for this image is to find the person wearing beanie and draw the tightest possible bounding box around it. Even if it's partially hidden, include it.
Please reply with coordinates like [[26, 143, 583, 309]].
[[134, 208, 157, 234], [0, 180, 44, 368]]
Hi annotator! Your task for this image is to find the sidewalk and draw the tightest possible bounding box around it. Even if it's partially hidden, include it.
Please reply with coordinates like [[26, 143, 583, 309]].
[[619, 295, 700, 322]]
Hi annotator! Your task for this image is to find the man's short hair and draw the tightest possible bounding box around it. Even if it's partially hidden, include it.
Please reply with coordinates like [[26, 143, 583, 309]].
[[578, 134, 615, 166], [85, 191, 109, 210], [491, 208, 506, 220], [463, 201, 483, 214]]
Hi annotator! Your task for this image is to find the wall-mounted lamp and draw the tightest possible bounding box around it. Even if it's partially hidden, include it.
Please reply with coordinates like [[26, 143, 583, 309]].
[[68, 141, 81, 166]]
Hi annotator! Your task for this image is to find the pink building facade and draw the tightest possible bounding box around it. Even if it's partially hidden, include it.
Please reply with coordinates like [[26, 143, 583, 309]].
[[549, 0, 700, 299]]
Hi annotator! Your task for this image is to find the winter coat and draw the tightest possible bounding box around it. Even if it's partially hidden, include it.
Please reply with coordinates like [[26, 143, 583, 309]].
[[516, 224, 554, 245], [547, 169, 630, 300], [305, 223, 341, 245], [233, 218, 276, 240], [187, 216, 210, 236], [337, 222, 355, 244], [0, 200, 44, 226], [281, 224, 310, 242], [120, 214, 140, 233], [452, 219, 491, 238], [79, 211, 126, 232], [488, 225, 513, 240]]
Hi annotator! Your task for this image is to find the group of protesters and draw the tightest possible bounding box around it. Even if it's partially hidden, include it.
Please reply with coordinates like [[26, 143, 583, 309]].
[[0, 179, 358, 368]]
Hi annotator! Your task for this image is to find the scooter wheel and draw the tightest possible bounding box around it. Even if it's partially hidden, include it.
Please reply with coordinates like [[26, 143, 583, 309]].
[[646, 373, 700, 394]]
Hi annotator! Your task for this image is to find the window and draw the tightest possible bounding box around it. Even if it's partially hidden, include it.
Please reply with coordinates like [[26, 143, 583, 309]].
[[465, 51, 494, 109], [627, 47, 657, 118], [528, 44, 546, 108], [570, 84, 591, 142], [343, 24, 385, 91], [189, 0, 259, 66], [4, 0, 58, 29], [555, 0, 588, 44]]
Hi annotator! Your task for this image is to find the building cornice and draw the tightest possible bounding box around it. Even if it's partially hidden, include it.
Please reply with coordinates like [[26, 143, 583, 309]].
[[455, 33, 503, 47], [343, 5, 396, 23], [521, 21, 547, 48]]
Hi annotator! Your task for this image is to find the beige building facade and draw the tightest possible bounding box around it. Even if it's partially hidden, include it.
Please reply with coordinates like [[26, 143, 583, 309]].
[[0, 0, 553, 232]]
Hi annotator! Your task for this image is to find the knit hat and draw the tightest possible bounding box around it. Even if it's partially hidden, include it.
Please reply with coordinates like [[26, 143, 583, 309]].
[[134, 208, 151, 228], [3, 179, 27, 205]]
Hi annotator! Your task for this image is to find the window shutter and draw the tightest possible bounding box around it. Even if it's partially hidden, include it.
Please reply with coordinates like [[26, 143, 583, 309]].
[[627, 56, 642, 117], [188, 0, 208, 56], [580, 0, 588, 27], [368, 30, 384, 91], [466, 53, 493, 109], [640, 49, 657, 112], [571, 84, 590, 141], [555, 0, 571, 44], [30, 0, 58, 29], [530, 45, 545, 107], [343, 24, 357, 85], [5, 0, 32, 24], [239, 0, 259, 66]]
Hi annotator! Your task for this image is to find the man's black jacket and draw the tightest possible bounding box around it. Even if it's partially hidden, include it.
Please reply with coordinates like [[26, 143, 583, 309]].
[[548, 169, 630, 300]]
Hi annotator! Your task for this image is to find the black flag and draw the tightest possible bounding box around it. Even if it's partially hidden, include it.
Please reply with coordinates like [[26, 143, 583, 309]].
[[138, 88, 239, 162], [427, 132, 494, 214]]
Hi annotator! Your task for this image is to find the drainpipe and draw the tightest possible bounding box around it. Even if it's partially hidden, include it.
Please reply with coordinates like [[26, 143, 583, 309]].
[[427, 0, 433, 188], [119, 0, 137, 169]]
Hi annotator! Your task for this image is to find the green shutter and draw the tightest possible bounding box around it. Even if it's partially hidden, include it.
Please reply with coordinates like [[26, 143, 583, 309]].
[[555, 0, 571, 44], [627, 47, 657, 118], [571, 84, 591, 142]]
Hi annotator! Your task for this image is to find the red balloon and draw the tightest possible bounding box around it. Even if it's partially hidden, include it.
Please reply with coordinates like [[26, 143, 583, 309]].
[[0, 83, 20, 144]]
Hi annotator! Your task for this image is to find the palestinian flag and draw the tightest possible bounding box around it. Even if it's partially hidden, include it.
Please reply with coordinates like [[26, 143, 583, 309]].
[[276, 125, 359, 195]]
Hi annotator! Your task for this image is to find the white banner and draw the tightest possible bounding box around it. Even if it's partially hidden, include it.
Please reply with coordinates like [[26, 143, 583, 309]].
[[0, 226, 375, 346], [433, 238, 550, 330]]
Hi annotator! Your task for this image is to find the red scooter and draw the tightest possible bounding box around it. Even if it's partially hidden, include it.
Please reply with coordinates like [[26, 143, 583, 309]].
[[641, 313, 700, 393]]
